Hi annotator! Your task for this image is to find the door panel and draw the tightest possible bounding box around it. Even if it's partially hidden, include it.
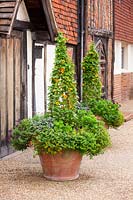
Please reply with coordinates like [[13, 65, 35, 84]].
[[14, 38, 21, 124], [0, 32, 27, 158], [0, 39, 7, 142], [94, 37, 108, 98], [7, 39, 14, 133], [34, 44, 45, 114]]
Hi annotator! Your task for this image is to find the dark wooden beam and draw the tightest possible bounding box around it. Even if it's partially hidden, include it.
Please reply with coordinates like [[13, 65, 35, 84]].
[[13, 20, 32, 30], [32, 31, 50, 42], [41, 0, 57, 41], [0, 26, 9, 32]]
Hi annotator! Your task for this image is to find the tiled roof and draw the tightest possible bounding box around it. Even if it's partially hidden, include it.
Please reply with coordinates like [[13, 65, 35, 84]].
[[51, 0, 78, 45]]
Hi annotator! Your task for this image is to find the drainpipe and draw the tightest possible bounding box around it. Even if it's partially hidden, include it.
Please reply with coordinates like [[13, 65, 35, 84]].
[[111, 0, 115, 102], [80, 0, 85, 102]]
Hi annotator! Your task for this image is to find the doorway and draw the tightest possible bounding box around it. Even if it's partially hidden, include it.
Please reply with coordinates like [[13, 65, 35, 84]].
[[34, 44, 45, 115], [94, 37, 108, 99]]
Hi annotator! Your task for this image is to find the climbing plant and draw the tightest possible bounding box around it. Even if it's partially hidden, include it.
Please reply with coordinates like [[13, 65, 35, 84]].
[[82, 42, 102, 104], [48, 32, 78, 112]]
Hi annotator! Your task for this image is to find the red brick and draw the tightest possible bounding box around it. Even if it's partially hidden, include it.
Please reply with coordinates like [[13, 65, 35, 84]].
[[52, 0, 78, 45], [114, 0, 133, 43]]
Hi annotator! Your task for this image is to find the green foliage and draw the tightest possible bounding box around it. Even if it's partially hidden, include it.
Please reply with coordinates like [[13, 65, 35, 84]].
[[11, 33, 111, 159], [51, 107, 77, 128], [11, 119, 33, 151], [11, 115, 53, 151], [82, 42, 123, 128], [89, 99, 124, 128], [82, 43, 102, 104], [12, 111, 110, 158], [48, 32, 78, 111]]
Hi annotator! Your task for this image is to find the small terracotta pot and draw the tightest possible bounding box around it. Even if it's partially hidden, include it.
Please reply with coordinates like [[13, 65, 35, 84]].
[[39, 150, 82, 181]]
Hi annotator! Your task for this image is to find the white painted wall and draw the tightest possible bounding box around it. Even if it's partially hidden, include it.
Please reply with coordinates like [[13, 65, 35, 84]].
[[121, 43, 128, 73], [34, 44, 45, 114], [27, 31, 32, 118], [16, 0, 30, 22], [46, 44, 56, 109], [114, 40, 133, 74], [128, 44, 133, 72], [114, 40, 122, 75]]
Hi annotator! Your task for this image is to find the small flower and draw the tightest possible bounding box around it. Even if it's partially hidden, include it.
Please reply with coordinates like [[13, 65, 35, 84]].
[[62, 93, 68, 99], [59, 68, 65, 73], [55, 101, 60, 105], [68, 88, 73, 91]]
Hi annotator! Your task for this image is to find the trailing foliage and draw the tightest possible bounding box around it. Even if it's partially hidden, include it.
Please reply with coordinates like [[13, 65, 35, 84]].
[[11, 119, 33, 151], [12, 111, 111, 158], [48, 32, 78, 111], [88, 99, 124, 128], [11, 115, 53, 151], [82, 43, 102, 104]]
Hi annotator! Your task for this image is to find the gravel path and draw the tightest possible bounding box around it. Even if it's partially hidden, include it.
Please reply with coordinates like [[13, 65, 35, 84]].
[[0, 120, 133, 200]]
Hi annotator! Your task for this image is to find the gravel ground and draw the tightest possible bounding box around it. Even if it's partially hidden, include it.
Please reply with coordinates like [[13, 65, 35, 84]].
[[0, 120, 133, 200]]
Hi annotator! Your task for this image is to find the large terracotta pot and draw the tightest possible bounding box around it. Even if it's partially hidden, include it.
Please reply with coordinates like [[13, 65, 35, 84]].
[[39, 150, 82, 181]]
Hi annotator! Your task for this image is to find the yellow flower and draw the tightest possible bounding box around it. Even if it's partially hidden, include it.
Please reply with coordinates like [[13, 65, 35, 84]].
[[55, 101, 60, 105], [62, 93, 68, 99]]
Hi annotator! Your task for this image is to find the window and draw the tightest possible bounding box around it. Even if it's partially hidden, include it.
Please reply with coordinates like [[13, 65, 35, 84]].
[[121, 47, 124, 69], [121, 44, 128, 70]]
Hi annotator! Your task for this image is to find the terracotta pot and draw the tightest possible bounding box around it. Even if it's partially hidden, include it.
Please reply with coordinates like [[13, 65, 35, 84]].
[[39, 150, 82, 181]]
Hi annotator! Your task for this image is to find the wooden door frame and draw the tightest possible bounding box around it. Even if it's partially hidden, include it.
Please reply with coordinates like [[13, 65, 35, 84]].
[[94, 36, 109, 99]]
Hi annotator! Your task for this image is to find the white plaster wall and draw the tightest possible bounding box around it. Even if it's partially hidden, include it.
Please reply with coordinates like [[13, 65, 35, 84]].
[[46, 44, 56, 109], [16, 0, 30, 22], [114, 40, 133, 74], [121, 43, 128, 73], [114, 40, 122, 75], [27, 31, 32, 118], [128, 44, 133, 72], [35, 44, 44, 114]]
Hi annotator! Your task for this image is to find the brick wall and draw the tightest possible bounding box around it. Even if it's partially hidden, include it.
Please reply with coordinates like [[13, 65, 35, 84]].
[[114, 74, 122, 103], [115, 0, 133, 43], [114, 0, 133, 102], [130, 73, 133, 99], [51, 0, 78, 45], [121, 73, 131, 101], [114, 72, 133, 102]]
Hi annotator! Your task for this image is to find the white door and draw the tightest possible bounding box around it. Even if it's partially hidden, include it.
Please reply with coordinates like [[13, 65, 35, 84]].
[[34, 44, 45, 114]]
